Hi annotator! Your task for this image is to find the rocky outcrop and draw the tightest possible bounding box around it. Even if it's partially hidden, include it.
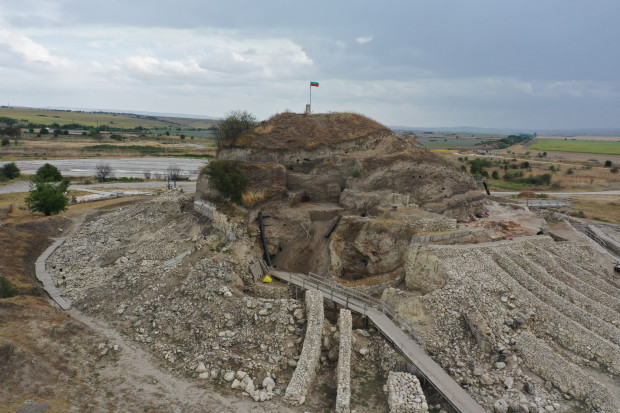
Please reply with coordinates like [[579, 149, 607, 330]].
[[284, 290, 324, 406]]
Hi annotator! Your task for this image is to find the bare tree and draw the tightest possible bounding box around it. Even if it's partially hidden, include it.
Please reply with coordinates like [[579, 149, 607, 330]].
[[95, 162, 113, 182], [167, 166, 181, 180], [153, 171, 162, 180], [143, 170, 151, 180]]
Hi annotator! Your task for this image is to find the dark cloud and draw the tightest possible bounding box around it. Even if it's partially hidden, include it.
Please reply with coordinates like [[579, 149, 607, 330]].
[[0, 0, 618, 128]]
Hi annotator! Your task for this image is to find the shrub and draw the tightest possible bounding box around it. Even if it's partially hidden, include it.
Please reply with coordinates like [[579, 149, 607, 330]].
[[491, 170, 499, 179], [1, 162, 20, 179], [40, 127, 49, 135], [604, 160, 612, 167], [1, 137, 9, 146], [611, 167, 619, 174], [214, 110, 257, 148], [205, 160, 248, 204], [0, 275, 16, 298]]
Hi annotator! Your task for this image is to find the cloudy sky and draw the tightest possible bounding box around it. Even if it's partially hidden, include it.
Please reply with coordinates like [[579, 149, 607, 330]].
[[1, 1, 619, 129]]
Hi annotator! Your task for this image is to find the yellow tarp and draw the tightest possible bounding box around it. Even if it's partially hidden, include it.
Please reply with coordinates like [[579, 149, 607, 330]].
[[262, 275, 272, 283]]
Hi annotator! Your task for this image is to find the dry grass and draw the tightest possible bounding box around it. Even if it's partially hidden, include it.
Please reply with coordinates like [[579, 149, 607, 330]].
[[234, 112, 391, 150], [570, 196, 620, 223], [241, 190, 267, 207]]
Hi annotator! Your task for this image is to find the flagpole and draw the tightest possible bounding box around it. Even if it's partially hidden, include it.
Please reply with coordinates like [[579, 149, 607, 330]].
[[309, 82, 312, 112]]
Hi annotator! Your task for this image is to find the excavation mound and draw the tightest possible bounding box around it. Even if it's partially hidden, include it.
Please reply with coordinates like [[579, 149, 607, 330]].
[[403, 236, 620, 412], [198, 112, 484, 220]]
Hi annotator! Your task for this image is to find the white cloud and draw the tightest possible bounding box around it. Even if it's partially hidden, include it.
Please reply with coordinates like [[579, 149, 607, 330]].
[[122, 55, 207, 76], [355, 36, 373, 45], [0, 28, 70, 68]]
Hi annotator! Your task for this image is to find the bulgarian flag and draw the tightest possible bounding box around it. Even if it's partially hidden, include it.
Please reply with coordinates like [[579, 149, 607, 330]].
[[310, 81, 319, 87]]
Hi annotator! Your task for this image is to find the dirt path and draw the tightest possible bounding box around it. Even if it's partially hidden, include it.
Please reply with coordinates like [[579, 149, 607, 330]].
[[66, 309, 279, 413]]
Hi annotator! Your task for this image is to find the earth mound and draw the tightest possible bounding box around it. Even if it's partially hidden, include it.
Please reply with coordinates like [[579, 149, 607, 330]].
[[234, 112, 391, 150], [199, 112, 484, 220]]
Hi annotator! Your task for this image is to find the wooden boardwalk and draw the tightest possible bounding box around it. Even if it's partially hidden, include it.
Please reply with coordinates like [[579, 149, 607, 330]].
[[272, 271, 485, 413]]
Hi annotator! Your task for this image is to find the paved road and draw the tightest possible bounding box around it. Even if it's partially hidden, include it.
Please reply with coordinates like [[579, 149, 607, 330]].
[[272, 270, 485, 413], [490, 190, 620, 197], [0, 180, 196, 194], [0, 157, 208, 179]]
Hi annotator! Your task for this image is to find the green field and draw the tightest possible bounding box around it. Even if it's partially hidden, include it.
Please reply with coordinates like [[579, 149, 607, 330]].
[[0, 107, 216, 130], [416, 137, 489, 148], [529, 139, 620, 155]]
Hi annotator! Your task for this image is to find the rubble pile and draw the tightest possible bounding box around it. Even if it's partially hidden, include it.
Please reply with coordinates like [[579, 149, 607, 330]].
[[48, 193, 310, 395], [405, 236, 620, 411], [386, 371, 428, 412]]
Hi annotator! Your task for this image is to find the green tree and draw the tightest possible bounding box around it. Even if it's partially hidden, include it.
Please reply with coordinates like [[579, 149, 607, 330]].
[[35, 163, 63, 182], [1, 162, 20, 179], [604, 160, 613, 167], [3, 125, 21, 139], [1, 137, 9, 146], [25, 181, 69, 215], [214, 110, 257, 148], [611, 167, 619, 174], [40, 127, 49, 135], [491, 170, 499, 179]]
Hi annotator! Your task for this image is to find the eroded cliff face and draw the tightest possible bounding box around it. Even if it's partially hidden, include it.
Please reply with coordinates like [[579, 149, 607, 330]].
[[195, 112, 484, 281], [197, 113, 483, 220]]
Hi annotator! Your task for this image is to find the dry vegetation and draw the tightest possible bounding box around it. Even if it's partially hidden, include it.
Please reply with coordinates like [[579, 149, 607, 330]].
[[234, 112, 391, 150]]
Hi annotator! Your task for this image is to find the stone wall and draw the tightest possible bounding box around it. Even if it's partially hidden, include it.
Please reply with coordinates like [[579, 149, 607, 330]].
[[193, 200, 241, 241], [284, 290, 324, 406], [335, 309, 352, 413], [386, 371, 429, 412]]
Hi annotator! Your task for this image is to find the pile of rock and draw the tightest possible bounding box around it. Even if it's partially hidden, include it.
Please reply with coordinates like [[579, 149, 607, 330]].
[[404, 237, 620, 411], [386, 371, 428, 412], [48, 193, 308, 395], [335, 309, 352, 413], [284, 290, 324, 406], [223, 369, 277, 402]]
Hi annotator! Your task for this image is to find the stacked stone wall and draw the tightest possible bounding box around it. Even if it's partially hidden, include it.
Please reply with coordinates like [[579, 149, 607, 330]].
[[386, 371, 429, 412], [335, 309, 352, 413], [194, 200, 242, 241], [284, 290, 324, 406]]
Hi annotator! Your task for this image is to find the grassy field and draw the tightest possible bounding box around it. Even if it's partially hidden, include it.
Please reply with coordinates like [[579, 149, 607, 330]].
[[416, 136, 488, 148], [529, 139, 620, 155], [571, 196, 620, 224], [0, 107, 216, 129]]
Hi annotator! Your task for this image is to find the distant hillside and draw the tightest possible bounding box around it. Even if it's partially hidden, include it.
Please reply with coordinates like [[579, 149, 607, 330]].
[[234, 112, 391, 150], [0, 107, 217, 130], [392, 125, 620, 137]]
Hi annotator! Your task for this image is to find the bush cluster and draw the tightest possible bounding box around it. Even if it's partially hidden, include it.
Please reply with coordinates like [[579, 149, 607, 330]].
[[205, 160, 248, 204], [0, 162, 20, 180]]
